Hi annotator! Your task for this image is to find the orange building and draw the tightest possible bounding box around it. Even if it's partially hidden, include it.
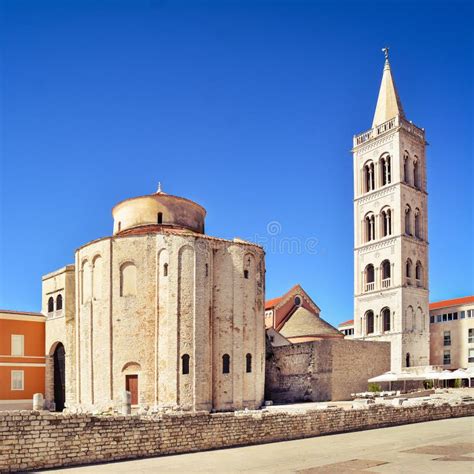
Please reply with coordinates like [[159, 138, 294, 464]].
[[0, 310, 46, 410]]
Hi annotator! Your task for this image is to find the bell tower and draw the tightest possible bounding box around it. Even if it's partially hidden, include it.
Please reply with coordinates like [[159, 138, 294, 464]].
[[352, 49, 430, 371]]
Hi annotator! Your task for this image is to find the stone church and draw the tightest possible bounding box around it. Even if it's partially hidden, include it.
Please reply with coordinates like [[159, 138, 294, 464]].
[[43, 187, 266, 412], [352, 50, 430, 370]]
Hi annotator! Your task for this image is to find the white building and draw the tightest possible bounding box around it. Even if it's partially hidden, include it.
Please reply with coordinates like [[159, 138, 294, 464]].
[[429, 296, 474, 369], [352, 50, 430, 371]]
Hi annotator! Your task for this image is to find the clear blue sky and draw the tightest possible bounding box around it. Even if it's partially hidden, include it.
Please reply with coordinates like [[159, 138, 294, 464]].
[[1, 0, 472, 326]]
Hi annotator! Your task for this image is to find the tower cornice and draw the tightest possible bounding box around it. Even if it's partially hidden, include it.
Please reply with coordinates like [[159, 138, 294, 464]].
[[352, 116, 425, 150]]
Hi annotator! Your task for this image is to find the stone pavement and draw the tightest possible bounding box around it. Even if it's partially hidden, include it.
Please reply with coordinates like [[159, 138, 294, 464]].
[[39, 416, 473, 473]]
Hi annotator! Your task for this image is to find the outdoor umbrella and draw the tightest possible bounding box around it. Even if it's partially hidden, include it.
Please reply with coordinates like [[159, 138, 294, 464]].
[[368, 371, 399, 391]]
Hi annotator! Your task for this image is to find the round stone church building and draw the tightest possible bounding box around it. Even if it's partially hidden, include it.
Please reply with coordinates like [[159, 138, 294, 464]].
[[43, 186, 266, 413]]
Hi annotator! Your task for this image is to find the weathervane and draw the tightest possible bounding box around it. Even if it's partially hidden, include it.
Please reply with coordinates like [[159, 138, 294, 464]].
[[382, 46, 390, 60]]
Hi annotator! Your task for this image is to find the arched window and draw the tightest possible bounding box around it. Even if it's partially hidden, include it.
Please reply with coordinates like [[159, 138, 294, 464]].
[[120, 262, 137, 297], [380, 154, 391, 186], [365, 264, 375, 292], [413, 158, 419, 188], [48, 297, 54, 313], [246, 353, 252, 373], [406, 258, 412, 283], [405, 205, 412, 235], [382, 307, 391, 332], [381, 260, 391, 287], [163, 263, 168, 277], [365, 213, 375, 242], [381, 208, 392, 237], [414, 208, 421, 239], [244, 270, 249, 279], [364, 161, 375, 192], [157, 212, 163, 224], [416, 261, 423, 285], [366, 310, 374, 335], [56, 294, 63, 311], [222, 354, 230, 374], [181, 354, 190, 375], [403, 152, 410, 184]]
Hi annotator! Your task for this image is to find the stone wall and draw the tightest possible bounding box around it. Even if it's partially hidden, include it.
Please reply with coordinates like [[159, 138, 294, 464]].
[[1, 403, 472, 472], [265, 339, 390, 403]]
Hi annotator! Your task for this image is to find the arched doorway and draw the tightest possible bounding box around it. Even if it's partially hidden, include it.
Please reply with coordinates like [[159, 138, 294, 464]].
[[53, 343, 65, 411]]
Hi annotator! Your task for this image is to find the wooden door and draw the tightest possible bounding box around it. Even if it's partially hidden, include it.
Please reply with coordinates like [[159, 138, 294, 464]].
[[126, 374, 138, 405]]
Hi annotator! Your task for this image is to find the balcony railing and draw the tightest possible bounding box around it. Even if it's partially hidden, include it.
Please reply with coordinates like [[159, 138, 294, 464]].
[[365, 282, 375, 292], [353, 116, 425, 147], [382, 278, 391, 288]]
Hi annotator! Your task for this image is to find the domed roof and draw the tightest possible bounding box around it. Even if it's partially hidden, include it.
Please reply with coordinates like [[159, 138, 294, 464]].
[[112, 184, 206, 236]]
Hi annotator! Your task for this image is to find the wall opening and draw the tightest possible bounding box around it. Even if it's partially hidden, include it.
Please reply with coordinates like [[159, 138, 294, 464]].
[[53, 343, 65, 412]]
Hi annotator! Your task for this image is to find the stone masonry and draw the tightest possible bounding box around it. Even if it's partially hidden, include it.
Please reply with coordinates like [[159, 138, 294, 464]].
[[1, 403, 473, 472], [265, 339, 390, 403]]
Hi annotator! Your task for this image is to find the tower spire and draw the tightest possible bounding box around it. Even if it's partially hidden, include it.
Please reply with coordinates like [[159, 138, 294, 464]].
[[372, 47, 405, 127]]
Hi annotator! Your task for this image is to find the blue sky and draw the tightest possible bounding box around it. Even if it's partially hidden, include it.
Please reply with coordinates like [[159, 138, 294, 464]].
[[0, 0, 472, 326]]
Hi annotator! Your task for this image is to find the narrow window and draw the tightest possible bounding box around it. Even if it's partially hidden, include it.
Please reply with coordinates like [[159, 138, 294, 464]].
[[47, 297, 54, 313], [56, 294, 63, 311], [406, 259, 412, 279], [381, 208, 392, 237], [403, 153, 410, 184], [118, 221, 121, 232], [11, 370, 24, 390], [413, 160, 419, 188], [364, 162, 375, 192], [365, 264, 375, 291], [382, 308, 391, 332], [380, 155, 391, 186], [11, 335, 24, 356], [365, 213, 375, 242], [163, 263, 168, 277], [443, 350, 451, 365], [205, 263, 209, 277], [222, 354, 230, 374], [414, 209, 421, 238], [381, 260, 391, 287], [415, 261, 422, 284], [443, 331, 451, 346], [246, 353, 252, 373], [157, 212, 163, 224], [406, 352, 411, 368], [366, 310, 374, 334], [181, 354, 190, 375], [244, 269, 249, 279], [405, 205, 412, 235]]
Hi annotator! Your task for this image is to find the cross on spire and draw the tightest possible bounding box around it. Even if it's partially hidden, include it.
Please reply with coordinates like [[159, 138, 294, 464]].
[[382, 46, 390, 61]]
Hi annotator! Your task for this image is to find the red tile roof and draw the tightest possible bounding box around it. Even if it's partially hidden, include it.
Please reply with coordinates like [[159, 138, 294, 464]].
[[264, 284, 306, 310], [338, 319, 354, 327], [265, 297, 283, 310], [429, 296, 474, 311]]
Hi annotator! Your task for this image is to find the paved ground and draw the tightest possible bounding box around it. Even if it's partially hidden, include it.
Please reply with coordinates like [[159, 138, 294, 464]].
[[40, 417, 473, 473]]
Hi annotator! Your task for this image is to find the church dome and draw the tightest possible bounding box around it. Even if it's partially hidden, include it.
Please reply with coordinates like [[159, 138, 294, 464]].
[[112, 184, 206, 235]]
